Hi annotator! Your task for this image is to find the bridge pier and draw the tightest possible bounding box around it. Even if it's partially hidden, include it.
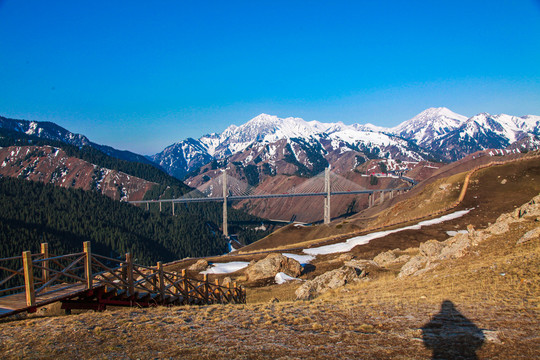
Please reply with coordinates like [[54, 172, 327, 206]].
[[223, 169, 228, 237], [324, 167, 331, 224]]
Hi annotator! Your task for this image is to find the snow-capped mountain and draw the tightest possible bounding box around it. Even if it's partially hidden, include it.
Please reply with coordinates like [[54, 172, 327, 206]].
[[429, 113, 540, 160], [151, 113, 437, 179], [152, 108, 540, 180], [391, 107, 468, 145]]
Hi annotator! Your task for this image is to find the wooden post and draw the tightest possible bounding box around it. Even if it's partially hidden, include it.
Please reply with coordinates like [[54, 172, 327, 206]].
[[22, 251, 35, 307], [146, 202, 149, 211], [173, 272, 179, 295], [159, 201, 162, 212], [157, 262, 165, 300], [40, 243, 49, 285], [83, 242, 92, 290], [181, 269, 188, 304], [214, 279, 220, 303], [126, 253, 134, 296], [203, 274, 209, 304]]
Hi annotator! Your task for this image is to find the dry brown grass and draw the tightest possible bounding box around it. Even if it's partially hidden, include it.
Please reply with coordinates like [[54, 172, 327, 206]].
[[1, 159, 539, 359], [1, 216, 537, 359]]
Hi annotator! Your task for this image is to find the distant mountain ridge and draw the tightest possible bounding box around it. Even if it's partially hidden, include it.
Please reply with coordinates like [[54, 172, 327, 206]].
[[0, 115, 156, 166], [152, 107, 540, 179], [2, 109, 539, 183]]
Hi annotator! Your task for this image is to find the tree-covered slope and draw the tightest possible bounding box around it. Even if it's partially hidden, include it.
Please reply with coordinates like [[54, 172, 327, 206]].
[[0, 177, 227, 264]]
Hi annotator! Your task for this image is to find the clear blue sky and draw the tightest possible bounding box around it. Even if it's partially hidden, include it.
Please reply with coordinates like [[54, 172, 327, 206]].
[[1, 0, 539, 155]]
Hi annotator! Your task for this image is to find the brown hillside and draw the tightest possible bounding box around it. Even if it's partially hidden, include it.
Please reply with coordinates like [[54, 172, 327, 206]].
[[0, 145, 155, 201], [1, 193, 538, 359]]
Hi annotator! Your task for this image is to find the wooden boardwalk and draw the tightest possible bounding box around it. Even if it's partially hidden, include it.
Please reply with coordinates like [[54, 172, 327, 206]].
[[0, 242, 245, 319]]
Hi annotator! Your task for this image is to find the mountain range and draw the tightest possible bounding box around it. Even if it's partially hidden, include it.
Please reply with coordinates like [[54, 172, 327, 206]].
[[2, 108, 539, 183], [151, 107, 540, 180]]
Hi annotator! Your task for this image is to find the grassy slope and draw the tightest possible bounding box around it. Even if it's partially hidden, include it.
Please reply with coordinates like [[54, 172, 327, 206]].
[[238, 154, 540, 253], [0, 155, 538, 359], [0, 214, 537, 359]]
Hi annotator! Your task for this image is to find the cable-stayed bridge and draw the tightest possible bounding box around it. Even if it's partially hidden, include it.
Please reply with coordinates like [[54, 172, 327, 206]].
[[129, 168, 415, 236]]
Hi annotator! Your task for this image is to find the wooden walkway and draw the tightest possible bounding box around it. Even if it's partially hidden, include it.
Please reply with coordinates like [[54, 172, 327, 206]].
[[0, 242, 245, 318]]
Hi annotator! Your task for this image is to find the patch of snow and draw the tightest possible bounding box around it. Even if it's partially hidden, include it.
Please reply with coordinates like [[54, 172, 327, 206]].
[[275, 272, 301, 285], [282, 253, 315, 265], [200, 261, 249, 274], [303, 209, 471, 256], [446, 230, 468, 236]]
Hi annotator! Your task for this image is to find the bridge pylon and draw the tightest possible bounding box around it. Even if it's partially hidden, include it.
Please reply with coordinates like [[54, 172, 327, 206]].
[[222, 169, 228, 238], [324, 166, 331, 224]]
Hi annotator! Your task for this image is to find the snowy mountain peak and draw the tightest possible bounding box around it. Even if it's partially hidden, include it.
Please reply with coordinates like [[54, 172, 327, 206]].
[[392, 107, 468, 145], [150, 108, 540, 179]]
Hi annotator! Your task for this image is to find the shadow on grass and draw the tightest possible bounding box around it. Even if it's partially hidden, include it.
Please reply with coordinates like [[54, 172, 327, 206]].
[[422, 300, 484, 360]]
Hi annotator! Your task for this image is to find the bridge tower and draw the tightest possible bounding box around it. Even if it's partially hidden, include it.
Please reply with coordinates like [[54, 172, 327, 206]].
[[324, 166, 331, 224], [222, 169, 228, 238]]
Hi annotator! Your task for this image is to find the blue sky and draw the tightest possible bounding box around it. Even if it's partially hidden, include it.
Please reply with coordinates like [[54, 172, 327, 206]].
[[1, 0, 539, 154]]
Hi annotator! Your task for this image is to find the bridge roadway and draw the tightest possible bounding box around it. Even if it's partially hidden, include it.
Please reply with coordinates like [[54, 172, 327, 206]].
[[128, 186, 414, 205]]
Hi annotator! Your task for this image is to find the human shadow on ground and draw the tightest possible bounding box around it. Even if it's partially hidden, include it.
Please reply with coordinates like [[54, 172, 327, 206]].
[[421, 300, 485, 360]]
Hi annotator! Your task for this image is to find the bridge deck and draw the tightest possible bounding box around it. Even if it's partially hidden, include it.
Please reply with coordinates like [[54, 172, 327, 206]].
[[0, 283, 102, 318]]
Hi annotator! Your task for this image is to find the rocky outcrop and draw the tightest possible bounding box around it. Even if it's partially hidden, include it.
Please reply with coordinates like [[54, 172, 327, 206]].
[[517, 227, 540, 245], [373, 249, 412, 268], [398, 193, 540, 277], [373, 250, 397, 267], [245, 253, 302, 282], [344, 259, 380, 273], [294, 259, 379, 300], [295, 266, 362, 300], [419, 240, 445, 258], [189, 259, 209, 272], [398, 256, 428, 277]]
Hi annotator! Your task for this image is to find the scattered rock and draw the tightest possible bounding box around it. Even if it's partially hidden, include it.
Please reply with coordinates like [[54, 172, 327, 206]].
[[188, 259, 209, 272], [268, 297, 279, 303], [373, 250, 397, 267], [419, 240, 444, 258], [482, 330, 502, 344], [414, 262, 440, 276], [337, 253, 354, 262], [245, 253, 302, 282], [438, 234, 471, 260], [517, 227, 540, 245], [398, 255, 428, 277], [500, 179, 507, 184], [295, 266, 361, 300], [395, 254, 412, 263], [515, 194, 540, 219], [486, 220, 510, 235], [439, 183, 450, 190], [344, 259, 380, 275]]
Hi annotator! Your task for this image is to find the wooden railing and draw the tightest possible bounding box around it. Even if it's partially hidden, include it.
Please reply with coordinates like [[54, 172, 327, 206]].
[[0, 242, 245, 313]]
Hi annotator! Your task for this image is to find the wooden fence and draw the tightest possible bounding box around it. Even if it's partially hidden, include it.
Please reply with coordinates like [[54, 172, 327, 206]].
[[0, 242, 245, 317]]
